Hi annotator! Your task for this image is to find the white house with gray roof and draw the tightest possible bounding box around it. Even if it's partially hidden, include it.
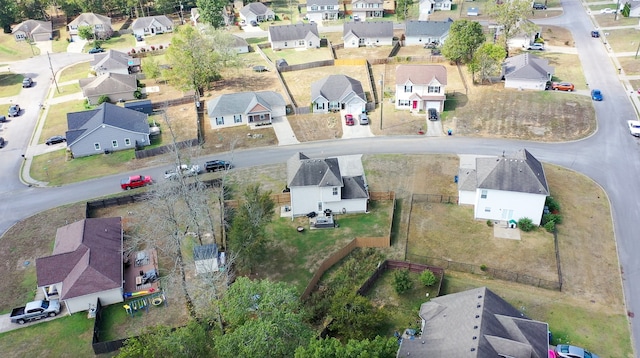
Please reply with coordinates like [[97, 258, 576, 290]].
[[343, 21, 393, 48], [66, 103, 150, 157], [351, 0, 384, 20], [419, 0, 453, 14], [131, 15, 173, 38], [311, 75, 367, 114], [207, 91, 286, 128], [405, 19, 453, 46], [268, 23, 320, 50], [240, 2, 275, 23], [306, 0, 340, 22], [287, 152, 369, 217], [398, 287, 549, 357], [232, 35, 250, 53], [501, 53, 554, 91], [457, 149, 549, 225]]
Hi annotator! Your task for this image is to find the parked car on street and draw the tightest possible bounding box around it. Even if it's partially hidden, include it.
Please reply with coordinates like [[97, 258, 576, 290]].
[[8, 104, 20, 117], [0, 115, 6, 122], [628, 120, 640, 137], [88, 47, 104, 54], [525, 43, 544, 51], [0, 137, 5, 148], [345, 114, 355, 126], [10, 300, 60, 324], [428, 108, 438, 121], [205, 160, 232, 172], [532, 3, 546, 9], [591, 89, 603, 101], [359, 113, 369, 125], [554, 344, 599, 358], [164, 164, 201, 180], [551, 82, 574, 91], [591, 30, 600, 38], [22, 77, 33, 88], [120, 175, 153, 190], [45, 136, 66, 145]]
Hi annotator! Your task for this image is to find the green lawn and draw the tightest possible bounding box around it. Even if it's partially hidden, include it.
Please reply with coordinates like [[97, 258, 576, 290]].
[[261, 46, 334, 65], [142, 31, 176, 46], [603, 28, 640, 53], [52, 82, 81, 98], [39, 100, 86, 144], [0, 33, 39, 62], [0, 73, 26, 97], [58, 62, 90, 83]]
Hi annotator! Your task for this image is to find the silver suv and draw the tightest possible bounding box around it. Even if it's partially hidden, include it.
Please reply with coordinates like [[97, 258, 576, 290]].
[[358, 113, 369, 125]]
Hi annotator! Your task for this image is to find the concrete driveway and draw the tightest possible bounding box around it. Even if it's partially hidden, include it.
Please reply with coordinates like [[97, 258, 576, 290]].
[[340, 111, 374, 139], [66, 38, 87, 53]]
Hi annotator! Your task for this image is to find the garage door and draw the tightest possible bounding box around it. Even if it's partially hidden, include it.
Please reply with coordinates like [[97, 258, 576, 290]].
[[426, 101, 441, 111], [347, 103, 363, 115]]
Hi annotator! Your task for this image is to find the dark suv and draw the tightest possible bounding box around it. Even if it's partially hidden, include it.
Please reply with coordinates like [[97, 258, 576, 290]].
[[532, 3, 546, 9], [205, 160, 232, 172], [428, 108, 438, 121]]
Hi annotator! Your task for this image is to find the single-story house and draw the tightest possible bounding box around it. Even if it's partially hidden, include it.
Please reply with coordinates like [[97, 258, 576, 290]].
[[90, 49, 141, 76], [395, 64, 447, 113], [351, 0, 384, 20], [67, 12, 113, 41], [419, 0, 453, 14], [232, 35, 250, 53], [311, 75, 367, 114], [397, 287, 549, 357], [501, 53, 554, 90], [343, 21, 393, 48], [240, 2, 275, 23], [404, 19, 453, 46], [36, 217, 124, 314], [306, 0, 340, 22], [207, 91, 286, 128], [286, 152, 369, 217], [66, 103, 150, 157], [131, 15, 173, 38], [457, 149, 549, 225], [79, 73, 138, 105], [194, 244, 222, 275], [268, 23, 320, 50], [12, 19, 52, 42]]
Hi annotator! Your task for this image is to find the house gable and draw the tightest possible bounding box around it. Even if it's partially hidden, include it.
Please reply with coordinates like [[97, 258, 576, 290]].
[[66, 102, 150, 146]]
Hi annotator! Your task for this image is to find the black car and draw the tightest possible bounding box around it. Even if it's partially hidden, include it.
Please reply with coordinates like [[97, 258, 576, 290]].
[[428, 108, 438, 121], [0, 137, 4, 148], [591, 30, 600, 38], [250, 20, 258, 26], [45, 136, 66, 145], [532, 3, 546, 9], [205, 160, 232, 172]]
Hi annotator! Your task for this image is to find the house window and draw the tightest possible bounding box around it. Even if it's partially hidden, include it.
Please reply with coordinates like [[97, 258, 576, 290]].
[[333, 187, 338, 196], [311, 5, 318, 10], [112, 140, 118, 148], [317, 202, 323, 211], [216, 117, 224, 125], [404, 85, 412, 93], [284, 41, 288, 47], [428, 86, 441, 93], [308, 41, 312, 47], [299, 40, 304, 46], [398, 100, 410, 106], [485, 207, 491, 212], [94, 143, 101, 150], [234, 114, 242, 123], [260, 114, 265, 119], [125, 138, 131, 146], [481, 190, 487, 199]]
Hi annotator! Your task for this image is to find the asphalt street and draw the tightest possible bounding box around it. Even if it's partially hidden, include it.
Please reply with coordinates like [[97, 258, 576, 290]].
[[1, 0, 640, 352]]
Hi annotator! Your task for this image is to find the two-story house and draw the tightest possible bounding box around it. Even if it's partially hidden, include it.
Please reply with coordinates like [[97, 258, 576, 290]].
[[351, 0, 384, 20], [395, 64, 447, 113], [419, 0, 453, 15], [67, 12, 113, 41], [306, 0, 340, 22]]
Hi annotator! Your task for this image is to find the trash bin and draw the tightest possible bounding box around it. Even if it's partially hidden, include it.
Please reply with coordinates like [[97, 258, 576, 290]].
[[447, 129, 453, 136]]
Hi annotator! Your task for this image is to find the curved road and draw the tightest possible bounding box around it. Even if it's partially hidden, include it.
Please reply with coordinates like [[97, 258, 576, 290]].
[[1, 0, 640, 352]]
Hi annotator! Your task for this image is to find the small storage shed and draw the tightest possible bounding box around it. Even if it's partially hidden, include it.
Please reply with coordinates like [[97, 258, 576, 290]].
[[194, 244, 219, 275], [124, 99, 153, 114]]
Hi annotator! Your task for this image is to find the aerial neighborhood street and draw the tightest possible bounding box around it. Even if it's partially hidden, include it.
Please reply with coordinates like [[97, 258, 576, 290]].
[[1, 0, 640, 356]]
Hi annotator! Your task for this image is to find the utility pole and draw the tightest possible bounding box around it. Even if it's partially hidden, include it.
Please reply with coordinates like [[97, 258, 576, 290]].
[[47, 52, 60, 94], [615, 0, 621, 21], [379, 72, 384, 130]]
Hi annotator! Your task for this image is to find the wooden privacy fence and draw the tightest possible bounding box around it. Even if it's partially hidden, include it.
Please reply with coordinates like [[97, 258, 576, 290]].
[[224, 192, 291, 209], [412, 193, 459, 204], [278, 59, 335, 72], [334, 58, 367, 66], [357, 260, 445, 297], [151, 95, 196, 110], [134, 138, 199, 159]]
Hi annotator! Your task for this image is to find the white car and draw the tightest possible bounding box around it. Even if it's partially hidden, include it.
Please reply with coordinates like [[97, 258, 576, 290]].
[[600, 8, 614, 14], [164, 164, 201, 180], [628, 120, 640, 137], [525, 43, 544, 51]]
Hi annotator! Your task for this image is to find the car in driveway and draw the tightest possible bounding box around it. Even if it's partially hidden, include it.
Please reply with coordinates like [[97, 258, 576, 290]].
[[628, 120, 640, 137], [428, 108, 438, 121], [0, 137, 4, 148], [554, 344, 599, 358], [120, 175, 153, 190], [250, 20, 258, 26], [22, 77, 33, 88], [45, 136, 66, 145], [591, 89, 603, 101], [88, 47, 104, 54], [358, 113, 369, 125], [205, 160, 232, 172], [551, 82, 574, 91], [8, 104, 20, 117], [345, 114, 355, 126], [532, 3, 546, 9], [525, 43, 544, 51]]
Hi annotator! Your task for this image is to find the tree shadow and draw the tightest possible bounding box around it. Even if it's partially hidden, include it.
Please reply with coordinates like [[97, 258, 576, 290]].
[[443, 92, 468, 111]]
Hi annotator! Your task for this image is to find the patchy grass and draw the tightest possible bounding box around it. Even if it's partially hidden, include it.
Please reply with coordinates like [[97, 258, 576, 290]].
[[593, 14, 638, 28], [288, 112, 343, 142], [532, 52, 587, 90], [0, 33, 39, 62], [141, 31, 175, 46], [619, 56, 640, 76], [601, 28, 640, 53], [38, 100, 87, 145], [336, 46, 395, 60], [540, 25, 574, 47], [58, 62, 90, 83], [261, 47, 334, 65], [0, 73, 25, 97], [52, 82, 81, 98]]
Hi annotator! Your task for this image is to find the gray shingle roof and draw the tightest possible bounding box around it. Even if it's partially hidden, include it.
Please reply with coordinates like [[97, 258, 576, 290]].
[[342, 175, 368, 199], [66, 102, 150, 145], [396, 64, 448, 85], [12, 19, 52, 35], [232, 34, 249, 48], [269, 23, 319, 42], [131, 15, 173, 31], [343, 21, 393, 39], [502, 53, 554, 81], [207, 91, 285, 118], [405, 19, 453, 38], [307, 0, 339, 6], [90, 49, 140, 72], [194, 244, 218, 261], [311, 75, 366, 103], [398, 287, 549, 358], [68, 12, 111, 27], [287, 152, 343, 187], [79, 72, 138, 98], [241, 2, 273, 17], [36, 218, 122, 300], [475, 149, 549, 195]]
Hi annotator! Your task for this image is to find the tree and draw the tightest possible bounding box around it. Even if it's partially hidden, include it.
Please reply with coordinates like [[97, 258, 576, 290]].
[[197, 0, 228, 28], [468, 42, 506, 84], [0, 0, 18, 33], [419, 269, 437, 287], [328, 289, 384, 340], [166, 26, 223, 94], [395, 0, 414, 21], [295, 336, 399, 358], [17, 0, 50, 20], [393, 268, 413, 294], [141, 56, 162, 83], [117, 321, 212, 358], [215, 277, 314, 358], [77, 25, 94, 41], [487, 0, 538, 54], [441, 20, 485, 64], [227, 183, 275, 273], [622, 2, 631, 17]]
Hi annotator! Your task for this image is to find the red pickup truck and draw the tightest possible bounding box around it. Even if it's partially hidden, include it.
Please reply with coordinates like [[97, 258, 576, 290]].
[[120, 175, 153, 190]]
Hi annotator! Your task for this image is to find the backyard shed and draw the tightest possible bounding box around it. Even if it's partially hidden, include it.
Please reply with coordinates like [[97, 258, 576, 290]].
[[194, 244, 219, 275]]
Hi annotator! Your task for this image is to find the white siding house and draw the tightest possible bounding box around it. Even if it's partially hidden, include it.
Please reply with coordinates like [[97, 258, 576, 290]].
[[352, 0, 384, 20], [457, 149, 549, 226], [395, 64, 447, 113], [207, 91, 286, 129], [306, 0, 340, 22], [311, 75, 367, 114], [343, 21, 393, 48], [502, 53, 554, 91], [268, 23, 320, 50]]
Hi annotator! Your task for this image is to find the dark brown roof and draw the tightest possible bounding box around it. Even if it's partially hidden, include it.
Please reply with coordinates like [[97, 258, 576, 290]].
[[36, 217, 123, 300]]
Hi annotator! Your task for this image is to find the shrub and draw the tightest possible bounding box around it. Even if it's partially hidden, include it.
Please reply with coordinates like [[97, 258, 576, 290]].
[[419, 270, 436, 287], [150, 45, 155, 51], [480, 264, 487, 272], [97, 95, 109, 104], [130, 48, 136, 54], [134, 90, 142, 99], [518, 217, 535, 232], [393, 269, 413, 294], [158, 44, 163, 50], [542, 213, 563, 226], [140, 47, 146, 52], [486, 219, 493, 227], [546, 196, 561, 213], [543, 220, 556, 233]]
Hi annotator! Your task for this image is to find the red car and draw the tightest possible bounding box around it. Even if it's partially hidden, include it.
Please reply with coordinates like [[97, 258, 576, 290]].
[[551, 82, 574, 91], [120, 175, 153, 190], [345, 114, 354, 126]]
